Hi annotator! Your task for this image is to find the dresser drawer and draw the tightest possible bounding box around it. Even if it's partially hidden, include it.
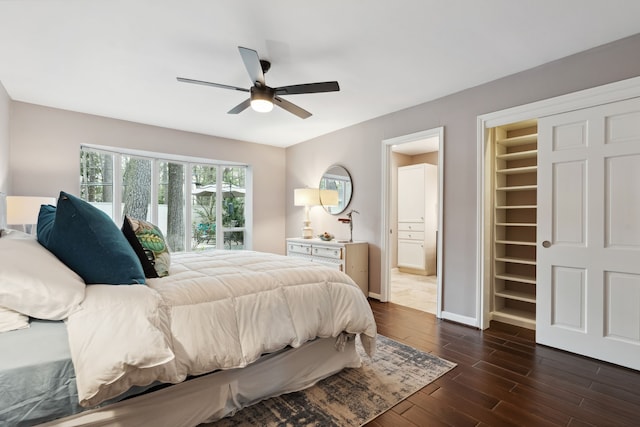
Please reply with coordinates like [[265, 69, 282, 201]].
[[312, 245, 343, 260], [398, 230, 424, 240], [287, 243, 312, 256], [312, 258, 343, 271], [398, 222, 424, 232]]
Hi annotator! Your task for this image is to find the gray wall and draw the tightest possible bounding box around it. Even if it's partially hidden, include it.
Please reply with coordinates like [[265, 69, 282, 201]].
[[0, 81, 9, 195], [8, 102, 287, 254], [285, 33, 640, 320]]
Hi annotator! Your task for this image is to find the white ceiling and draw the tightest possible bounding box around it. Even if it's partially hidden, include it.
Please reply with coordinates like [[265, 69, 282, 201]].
[[1, 1, 640, 148], [392, 136, 439, 156]]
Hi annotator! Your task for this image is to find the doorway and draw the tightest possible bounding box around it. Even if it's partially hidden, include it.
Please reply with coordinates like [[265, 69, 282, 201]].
[[381, 127, 444, 317]]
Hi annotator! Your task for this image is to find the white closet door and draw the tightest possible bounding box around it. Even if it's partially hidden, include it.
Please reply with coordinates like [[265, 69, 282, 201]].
[[537, 97, 640, 370], [398, 165, 425, 222]]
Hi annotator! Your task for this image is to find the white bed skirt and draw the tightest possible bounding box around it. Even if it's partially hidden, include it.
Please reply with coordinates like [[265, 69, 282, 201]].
[[38, 336, 362, 427]]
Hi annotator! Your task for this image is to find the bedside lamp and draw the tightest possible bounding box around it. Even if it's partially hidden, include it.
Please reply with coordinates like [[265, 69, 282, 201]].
[[294, 188, 320, 239], [319, 189, 339, 207], [6, 196, 56, 234]]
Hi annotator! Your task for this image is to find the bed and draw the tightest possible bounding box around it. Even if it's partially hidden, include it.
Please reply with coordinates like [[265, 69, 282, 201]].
[[0, 224, 377, 426]]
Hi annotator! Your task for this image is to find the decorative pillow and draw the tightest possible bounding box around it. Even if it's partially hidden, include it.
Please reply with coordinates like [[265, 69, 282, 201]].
[[122, 216, 170, 278], [0, 237, 85, 319], [37, 191, 145, 285], [0, 306, 30, 333]]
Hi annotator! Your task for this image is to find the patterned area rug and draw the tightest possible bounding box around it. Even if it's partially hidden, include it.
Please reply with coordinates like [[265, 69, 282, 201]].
[[212, 335, 456, 426]]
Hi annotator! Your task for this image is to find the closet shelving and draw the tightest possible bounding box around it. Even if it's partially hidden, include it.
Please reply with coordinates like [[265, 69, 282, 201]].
[[492, 120, 538, 329]]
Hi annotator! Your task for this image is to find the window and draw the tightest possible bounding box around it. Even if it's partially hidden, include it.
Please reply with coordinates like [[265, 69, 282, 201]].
[[80, 146, 249, 252]]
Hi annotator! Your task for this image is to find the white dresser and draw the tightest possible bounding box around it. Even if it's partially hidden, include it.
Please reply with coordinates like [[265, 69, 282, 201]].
[[285, 238, 369, 296]]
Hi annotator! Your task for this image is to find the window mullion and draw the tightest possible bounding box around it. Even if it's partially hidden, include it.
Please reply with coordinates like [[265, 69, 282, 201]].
[[216, 167, 223, 249], [150, 160, 159, 224], [185, 163, 193, 252], [112, 153, 122, 225]]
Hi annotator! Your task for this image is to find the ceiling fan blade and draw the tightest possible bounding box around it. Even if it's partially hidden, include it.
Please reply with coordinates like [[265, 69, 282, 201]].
[[177, 77, 249, 93], [228, 98, 251, 114], [274, 96, 312, 119], [238, 46, 265, 86], [275, 81, 340, 95]]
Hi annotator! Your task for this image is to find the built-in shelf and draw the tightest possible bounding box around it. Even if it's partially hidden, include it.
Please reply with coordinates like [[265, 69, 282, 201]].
[[495, 240, 536, 247], [495, 273, 537, 285], [496, 185, 537, 192], [492, 121, 538, 330], [495, 256, 537, 265], [494, 289, 537, 303], [495, 205, 537, 210], [491, 307, 536, 329], [496, 134, 538, 147], [496, 165, 538, 175], [496, 149, 538, 160]]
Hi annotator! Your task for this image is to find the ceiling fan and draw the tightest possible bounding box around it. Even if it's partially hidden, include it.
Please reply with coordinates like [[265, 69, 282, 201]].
[[177, 46, 340, 119]]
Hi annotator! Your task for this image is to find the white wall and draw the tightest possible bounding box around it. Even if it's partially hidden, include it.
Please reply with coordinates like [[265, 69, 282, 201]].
[[285, 33, 640, 320], [8, 103, 286, 254], [0, 80, 9, 195]]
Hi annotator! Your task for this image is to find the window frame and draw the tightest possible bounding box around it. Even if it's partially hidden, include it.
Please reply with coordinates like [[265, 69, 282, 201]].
[[80, 144, 252, 251]]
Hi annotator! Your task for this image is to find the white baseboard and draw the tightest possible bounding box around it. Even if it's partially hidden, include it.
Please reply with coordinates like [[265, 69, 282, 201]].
[[368, 292, 381, 300], [440, 311, 479, 328]]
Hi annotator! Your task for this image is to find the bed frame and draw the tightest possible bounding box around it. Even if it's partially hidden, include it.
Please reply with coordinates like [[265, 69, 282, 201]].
[[28, 333, 360, 426]]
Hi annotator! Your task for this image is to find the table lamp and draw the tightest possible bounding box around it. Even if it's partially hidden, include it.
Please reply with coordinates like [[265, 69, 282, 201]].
[[294, 188, 320, 239]]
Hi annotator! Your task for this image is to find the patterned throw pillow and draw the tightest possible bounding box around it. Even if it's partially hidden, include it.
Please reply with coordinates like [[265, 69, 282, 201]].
[[122, 216, 171, 278]]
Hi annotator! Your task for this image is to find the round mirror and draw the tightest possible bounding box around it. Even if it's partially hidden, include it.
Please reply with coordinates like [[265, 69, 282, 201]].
[[319, 165, 352, 215]]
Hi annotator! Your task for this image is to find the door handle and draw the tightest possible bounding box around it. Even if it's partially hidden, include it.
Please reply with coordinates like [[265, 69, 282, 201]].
[[542, 240, 551, 248]]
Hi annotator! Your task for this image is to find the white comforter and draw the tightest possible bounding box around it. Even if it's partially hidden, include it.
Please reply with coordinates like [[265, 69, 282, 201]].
[[66, 250, 377, 407]]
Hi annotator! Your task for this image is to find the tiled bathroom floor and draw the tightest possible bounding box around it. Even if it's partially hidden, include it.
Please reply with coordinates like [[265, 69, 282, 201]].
[[389, 269, 437, 314]]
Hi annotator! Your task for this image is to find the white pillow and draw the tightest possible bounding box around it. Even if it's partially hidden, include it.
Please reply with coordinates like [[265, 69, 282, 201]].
[[0, 238, 86, 320], [0, 306, 29, 332]]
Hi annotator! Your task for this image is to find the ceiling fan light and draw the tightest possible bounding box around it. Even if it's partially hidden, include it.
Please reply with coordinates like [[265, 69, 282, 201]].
[[251, 98, 273, 113], [250, 86, 275, 113]]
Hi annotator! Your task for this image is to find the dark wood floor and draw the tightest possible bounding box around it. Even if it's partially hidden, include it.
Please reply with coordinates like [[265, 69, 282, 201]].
[[366, 300, 640, 427]]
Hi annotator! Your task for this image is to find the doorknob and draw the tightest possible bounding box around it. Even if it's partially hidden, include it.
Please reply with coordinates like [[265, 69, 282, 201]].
[[542, 240, 551, 248]]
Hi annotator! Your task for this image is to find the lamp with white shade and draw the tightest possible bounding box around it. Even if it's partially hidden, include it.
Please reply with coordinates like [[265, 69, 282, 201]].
[[294, 188, 320, 239], [319, 189, 339, 208], [6, 196, 56, 234]]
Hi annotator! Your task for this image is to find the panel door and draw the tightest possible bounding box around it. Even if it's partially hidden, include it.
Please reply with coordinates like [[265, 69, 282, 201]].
[[537, 97, 640, 370]]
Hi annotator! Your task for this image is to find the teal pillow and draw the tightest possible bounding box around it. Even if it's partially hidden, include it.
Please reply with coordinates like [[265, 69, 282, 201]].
[[37, 191, 145, 285]]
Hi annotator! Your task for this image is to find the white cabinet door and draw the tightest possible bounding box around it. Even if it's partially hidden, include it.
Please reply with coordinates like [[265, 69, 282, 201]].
[[398, 165, 425, 222], [537, 97, 640, 370], [398, 239, 425, 270]]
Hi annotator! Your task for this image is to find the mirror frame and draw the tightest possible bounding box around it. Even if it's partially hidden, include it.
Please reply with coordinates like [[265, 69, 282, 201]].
[[319, 164, 352, 215]]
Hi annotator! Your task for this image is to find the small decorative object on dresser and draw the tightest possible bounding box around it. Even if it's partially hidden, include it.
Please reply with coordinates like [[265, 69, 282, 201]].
[[318, 231, 334, 241], [286, 237, 369, 295]]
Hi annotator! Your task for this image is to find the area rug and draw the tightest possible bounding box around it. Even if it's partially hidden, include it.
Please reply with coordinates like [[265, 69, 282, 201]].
[[211, 335, 456, 426]]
